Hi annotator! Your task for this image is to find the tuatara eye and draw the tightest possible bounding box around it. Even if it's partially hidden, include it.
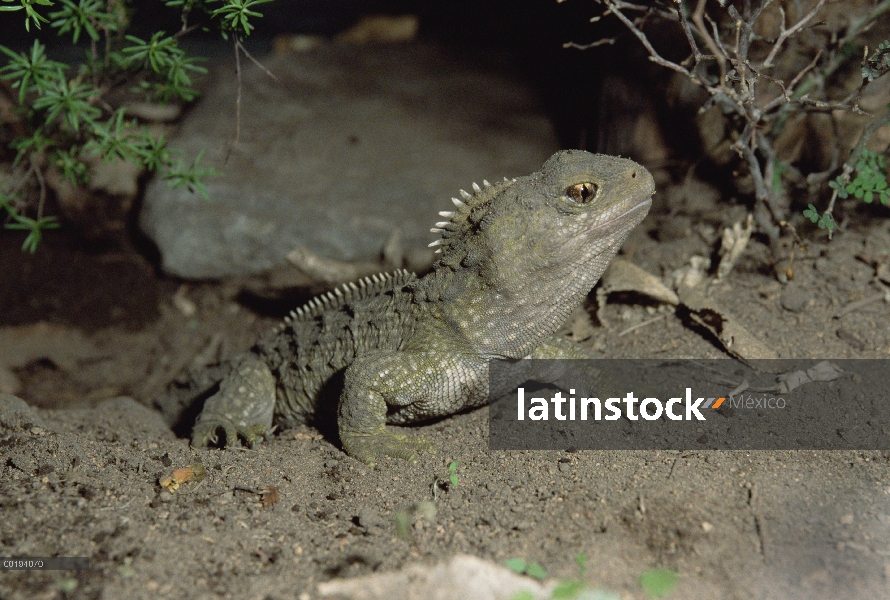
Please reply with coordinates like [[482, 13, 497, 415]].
[[567, 182, 597, 203]]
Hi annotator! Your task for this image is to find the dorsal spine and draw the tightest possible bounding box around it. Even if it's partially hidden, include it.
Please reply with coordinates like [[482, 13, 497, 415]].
[[275, 269, 416, 333]]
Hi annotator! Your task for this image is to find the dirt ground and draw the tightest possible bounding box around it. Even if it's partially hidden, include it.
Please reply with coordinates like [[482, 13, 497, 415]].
[[1, 171, 890, 600]]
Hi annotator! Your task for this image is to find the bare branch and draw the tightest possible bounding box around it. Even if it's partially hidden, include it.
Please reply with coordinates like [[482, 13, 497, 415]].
[[790, 97, 867, 115], [224, 34, 243, 165], [563, 39, 617, 50], [786, 48, 822, 94], [762, 0, 825, 68], [692, 0, 727, 83], [32, 161, 47, 220], [603, 1, 696, 80], [675, 1, 704, 65], [235, 38, 279, 82]]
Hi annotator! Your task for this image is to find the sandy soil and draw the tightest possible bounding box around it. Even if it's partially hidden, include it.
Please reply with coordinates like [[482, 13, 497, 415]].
[[1, 194, 890, 600]]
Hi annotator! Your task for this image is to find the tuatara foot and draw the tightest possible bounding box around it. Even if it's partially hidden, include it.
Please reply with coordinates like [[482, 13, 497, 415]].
[[192, 419, 269, 448], [190, 353, 276, 449], [340, 429, 432, 467]]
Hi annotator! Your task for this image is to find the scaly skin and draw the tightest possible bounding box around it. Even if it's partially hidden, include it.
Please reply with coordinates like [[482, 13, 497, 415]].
[[188, 150, 655, 465]]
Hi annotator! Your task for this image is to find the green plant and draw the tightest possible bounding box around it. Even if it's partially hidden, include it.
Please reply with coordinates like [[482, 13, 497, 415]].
[[814, 147, 890, 236], [430, 460, 459, 500], [0, 192, 59, 252], [508, 553, 620, 600], [639, 568, 679, 598], [829, 149, 889, 206], [505, 557, 548, 580], [862, 40, 890, 82], [0, 0, 269, 250], [803, 203, 836, 231], [447, 460, 458, 487]]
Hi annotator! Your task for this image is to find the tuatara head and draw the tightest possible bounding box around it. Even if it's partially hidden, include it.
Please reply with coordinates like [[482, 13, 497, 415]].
[[418, 149, 654, 355]]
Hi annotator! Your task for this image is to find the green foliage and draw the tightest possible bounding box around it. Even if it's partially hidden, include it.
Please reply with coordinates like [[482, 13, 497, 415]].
[[0, 194, 60, 253], [551, 579, 586, 598], [210, 0, 272, 37], [431, 460, 460, 500], [1, 0, 53, 31], [771, 160, 787, 193], [10, 128, 56, 165], [50, 0, 117, 43], [505, 558, 548, 580], [447, 460, 459, 488], [507, 552, 619, 600], [809, 148, 890, 233], [639, 568, 679, 598], [862, 40, 890, 81], [55, 576, 78, 593], [164, 149, 217, 200], [53, 146, 89, 183], [0, 0, 268, 251], [829, 150, 889, 205], [803, 203, 835, 231], [32, 73, 102, 132], [575, 552, 587, 576], [0, 40, 66, 103]]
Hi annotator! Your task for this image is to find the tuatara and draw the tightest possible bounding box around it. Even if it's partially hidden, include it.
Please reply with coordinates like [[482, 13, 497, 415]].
[[185, 150, 654, 465]]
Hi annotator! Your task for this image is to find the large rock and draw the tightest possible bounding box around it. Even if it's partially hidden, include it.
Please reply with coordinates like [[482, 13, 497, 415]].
[[140, 43, 559, 278]]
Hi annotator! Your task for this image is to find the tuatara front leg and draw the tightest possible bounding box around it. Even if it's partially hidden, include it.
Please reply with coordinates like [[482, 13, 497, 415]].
[[338, 351, 487, 466], [191, 354, 276, 448]]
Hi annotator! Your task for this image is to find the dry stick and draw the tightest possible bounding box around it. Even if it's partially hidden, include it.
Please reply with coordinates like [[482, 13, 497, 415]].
[[675, 1, 704, 65], [604, 1, 696, 80], [762, 0, 826, 68], [224, 33, 243, 165], [617, 314, 665, 337], [789, 0, 890, 103], [90, 37, 99, 88], [172, 22, 203, 39], [762, 49, 822, 112], [692, 0, 726, 84], [787, 49, 821, 92], [791, 97, 867, 114], [563, 39, 617, 50], [836, 291, 888, 319], [223, 35, 278, 164], [734, 125, 781, 238], [32, 161, 47, 220], [705, 12, 731, 65], [235, 38, 279, 81], [732, 18, 750, 102]]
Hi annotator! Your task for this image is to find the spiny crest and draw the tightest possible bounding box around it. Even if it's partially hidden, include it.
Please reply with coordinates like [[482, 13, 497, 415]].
[[275, 269, 416, 333], [427, 176, 518, 259]]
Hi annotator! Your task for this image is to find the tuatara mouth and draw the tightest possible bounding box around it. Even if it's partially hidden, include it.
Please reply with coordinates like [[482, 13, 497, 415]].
[[615, 198, 653, 222]]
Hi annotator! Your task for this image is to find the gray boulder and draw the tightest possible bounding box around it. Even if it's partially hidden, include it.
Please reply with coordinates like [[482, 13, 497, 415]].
[[140, 43, 558, 278]]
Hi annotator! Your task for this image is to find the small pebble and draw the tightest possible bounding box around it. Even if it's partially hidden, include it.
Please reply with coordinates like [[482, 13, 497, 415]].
[[780, 285, 809, 312]]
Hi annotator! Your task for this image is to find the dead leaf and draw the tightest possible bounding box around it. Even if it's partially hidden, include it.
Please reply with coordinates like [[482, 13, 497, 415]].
[[597, 257, 679, 323], [776, 361, 844, 394], [160, 463, 205, 492], [716, 214, 754, 281], [677, 284, 778, 360], [261, 486, 280, 508]]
